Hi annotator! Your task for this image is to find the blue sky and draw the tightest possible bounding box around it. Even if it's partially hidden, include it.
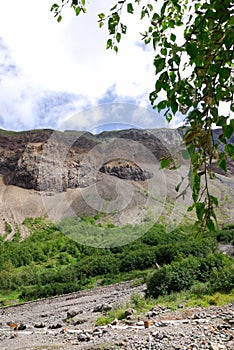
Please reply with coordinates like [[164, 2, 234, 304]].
[[0, 0, 184, 132]]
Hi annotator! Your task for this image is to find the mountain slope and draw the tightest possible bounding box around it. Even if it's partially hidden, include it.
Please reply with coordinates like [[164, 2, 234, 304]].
[[0, 128, 233, 238]]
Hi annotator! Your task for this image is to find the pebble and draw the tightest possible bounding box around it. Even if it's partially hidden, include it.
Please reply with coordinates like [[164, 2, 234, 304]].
[[0, 285, 233, 350]]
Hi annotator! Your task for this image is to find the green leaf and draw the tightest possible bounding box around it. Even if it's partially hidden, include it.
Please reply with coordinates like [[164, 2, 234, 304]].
[[57, 15, 62, 22], [75, 6, 81, 16], [224, 144, 234, 160], [110, 4, 117, 11], [50, 3, 59, 12], [218, 133, 226, 144], [168, 19, 175, 28], [217, 156, 227, 172], [106, 39, 112, 49], [157, 100, 168, 112], [98, 13, 105, 20], [161, 0, 169, 16], [145, 37, 151, 45], [141, 8, 148, 19], [114, 45, 118, 53], [120, 23, 127, 34], [170, 33, 176, 42], [207, 218, 215, 231], [99, 21, 104, 28], [174, 54, 180, 66], [81, 0, 85, 5], [230, 119, 234, 129], [161, 48, 167, 55], [192, 173, 200, 203], [210, 195, 219, 207], [224, 31, 233, 49], [171, 99, 178, 114], [187, 205, 195, 212], [219, 67, 230, 82], [186, 42, 197, 59], [147, 3, 153, 11], [166, 113, 172, 123], [154, 56, 165, 74], [116, 32, 121, 43], [223, 124, 233, 139], [149, 91, 157, 105], [127, 3, 134, 14], [196, 203, 205, 221]]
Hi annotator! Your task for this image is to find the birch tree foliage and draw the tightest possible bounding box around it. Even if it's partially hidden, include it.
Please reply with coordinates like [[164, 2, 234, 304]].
[[51, 0, 234, 231]]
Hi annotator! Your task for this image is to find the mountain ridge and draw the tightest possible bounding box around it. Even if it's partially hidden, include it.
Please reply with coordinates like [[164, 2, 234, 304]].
[[0, 127, 233, 239]]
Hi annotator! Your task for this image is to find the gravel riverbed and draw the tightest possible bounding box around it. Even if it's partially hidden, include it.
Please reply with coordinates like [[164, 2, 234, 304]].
[[0, 281, 233, 350]]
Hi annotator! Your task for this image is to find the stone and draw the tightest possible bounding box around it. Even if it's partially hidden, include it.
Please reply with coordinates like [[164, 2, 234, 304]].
[[67, 309, 82, 319], [93, 303, 112, 312], [209, 344, 227, 350], [34, 322, 45, 328], [125, 308, 136, 317], [111, 318, 119, 325], [18, 323, 26, 330], [48, 323, 63, 329], [77, 333, 90, 342], [144, 320, 154, 328], [72, 317, 86, 325]]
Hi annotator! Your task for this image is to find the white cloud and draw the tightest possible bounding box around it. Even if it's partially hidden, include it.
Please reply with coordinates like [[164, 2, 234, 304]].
[[0, 0, 170, 131]]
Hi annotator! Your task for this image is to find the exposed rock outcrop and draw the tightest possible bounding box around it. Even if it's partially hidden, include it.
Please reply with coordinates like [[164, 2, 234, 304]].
[[0, 128, 171, 192], [1, 127, 233, 193], [0, 127, 233, 238], [100, 159, 153, 181]]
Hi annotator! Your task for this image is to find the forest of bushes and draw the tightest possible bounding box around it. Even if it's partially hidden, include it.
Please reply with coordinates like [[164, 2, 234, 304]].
[[0, 217, 233, 305]]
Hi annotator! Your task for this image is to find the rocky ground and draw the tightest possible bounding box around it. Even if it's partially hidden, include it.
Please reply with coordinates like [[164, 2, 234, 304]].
[[0, 281, 233, 350]]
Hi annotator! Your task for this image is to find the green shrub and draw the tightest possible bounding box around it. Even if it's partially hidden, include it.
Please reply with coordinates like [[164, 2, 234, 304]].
[[20, 281, 81, 301], [197, 253, 225, 282], [5, 221, 12, 234], [209, 264, 234, 293], [189, 281, 210, 297], [147, 255, 205, 298], [147, 252, 234, 298]]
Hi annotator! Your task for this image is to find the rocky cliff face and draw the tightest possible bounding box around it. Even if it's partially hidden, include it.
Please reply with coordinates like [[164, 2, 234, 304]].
[[0, 128, 172, 191], [0, 127, 233, 239], [1, 127, 233, 192]]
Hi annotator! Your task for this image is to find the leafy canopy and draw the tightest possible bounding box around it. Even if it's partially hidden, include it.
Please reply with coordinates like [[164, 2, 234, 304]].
[[51, 0, 234, 231]]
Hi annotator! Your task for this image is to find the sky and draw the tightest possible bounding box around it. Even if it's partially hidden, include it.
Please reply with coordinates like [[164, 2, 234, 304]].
[[0, 0, 181, 132]]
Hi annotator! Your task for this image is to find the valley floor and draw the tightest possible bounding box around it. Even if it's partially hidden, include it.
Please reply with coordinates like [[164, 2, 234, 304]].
[[0, 281, 233, 349]]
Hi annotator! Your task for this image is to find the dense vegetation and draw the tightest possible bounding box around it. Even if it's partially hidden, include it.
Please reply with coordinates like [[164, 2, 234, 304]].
[[0, 217, 233, 306]]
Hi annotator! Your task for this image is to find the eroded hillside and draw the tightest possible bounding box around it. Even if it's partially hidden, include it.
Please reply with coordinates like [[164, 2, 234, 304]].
[[0, 128, 233, 238]]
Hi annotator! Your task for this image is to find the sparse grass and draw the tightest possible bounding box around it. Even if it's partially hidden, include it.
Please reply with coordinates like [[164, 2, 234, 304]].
[[95, 304, 126, 326], [95, 288, 234, 328], [0, 290, 20, 306], [155, 290, 234, 310], [130, 292, 156, 314], [5, 221, 12, 234], [95, 292, 157, 326]]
